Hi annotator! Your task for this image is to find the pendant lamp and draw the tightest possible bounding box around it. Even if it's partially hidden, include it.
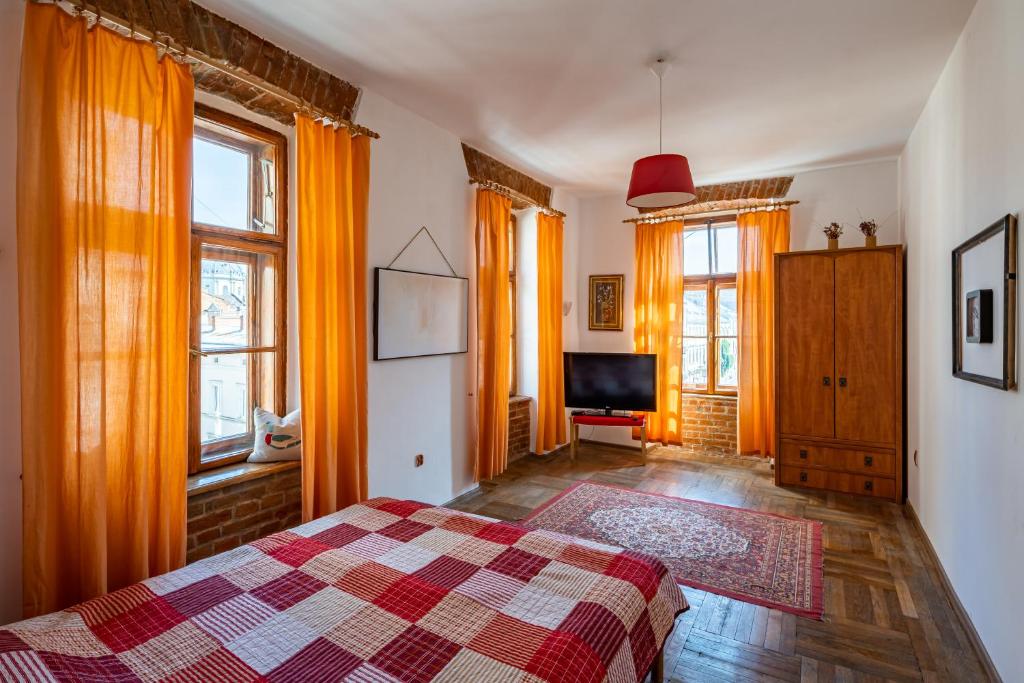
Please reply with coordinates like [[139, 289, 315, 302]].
[[626, 58, 696, 209]]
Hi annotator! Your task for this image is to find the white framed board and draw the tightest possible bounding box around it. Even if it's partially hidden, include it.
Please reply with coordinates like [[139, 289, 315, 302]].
[[373, 267, 469, 361]]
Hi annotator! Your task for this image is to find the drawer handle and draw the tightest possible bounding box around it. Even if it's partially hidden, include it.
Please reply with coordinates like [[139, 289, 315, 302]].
[[822, 376, 831, 386], [799, 449, 808, 459], [838, 377, 848, 388], [799, 472, 808, 482], [864, 481, 874, 491], [864, 455, 873, 467]]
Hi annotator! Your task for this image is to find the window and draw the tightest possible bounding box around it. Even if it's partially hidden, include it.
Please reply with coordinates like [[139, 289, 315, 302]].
[[189, 104, 288, 474], [682, 220, 737, 395], [508, 214, 518, 395]]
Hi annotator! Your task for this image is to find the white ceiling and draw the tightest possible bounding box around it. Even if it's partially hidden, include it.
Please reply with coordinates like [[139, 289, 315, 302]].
[[197, 0, 975, 194]]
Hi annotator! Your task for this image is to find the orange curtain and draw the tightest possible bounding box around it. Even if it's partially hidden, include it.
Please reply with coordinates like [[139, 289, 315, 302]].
[[633, 221, 684, 444], [17, 4, 192, 616], [536, 213, 566, 453], [296, 115, 371, 520], [737, 208, 791, 456], [475, 189, 513, 480]]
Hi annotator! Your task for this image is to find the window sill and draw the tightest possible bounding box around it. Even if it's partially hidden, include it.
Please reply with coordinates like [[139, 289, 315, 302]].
[[681, 391, 738, 400], [187, 460, 301, 497], [509, 395, 532, 405]]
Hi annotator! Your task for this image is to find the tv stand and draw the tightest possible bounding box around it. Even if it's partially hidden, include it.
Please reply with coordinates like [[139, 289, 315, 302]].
[[569, 413, 647, 463]]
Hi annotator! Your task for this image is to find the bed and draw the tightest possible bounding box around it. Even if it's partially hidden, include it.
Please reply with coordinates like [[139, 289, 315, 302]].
[[0, 498, 688, 682]]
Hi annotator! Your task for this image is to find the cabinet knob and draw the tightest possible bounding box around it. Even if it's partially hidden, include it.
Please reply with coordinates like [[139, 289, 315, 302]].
[[864, 455, 873, 467], [838, 377, 848, 388], [799, 471, 808, 482], [864, 480, 874, 491], [799, 449, 808, 459], [822, 376, 831, 386]]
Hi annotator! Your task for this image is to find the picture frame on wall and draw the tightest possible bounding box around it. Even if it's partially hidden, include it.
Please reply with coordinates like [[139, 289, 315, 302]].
[[952, 214, 1017, 389], [588, 274, 624, 331]]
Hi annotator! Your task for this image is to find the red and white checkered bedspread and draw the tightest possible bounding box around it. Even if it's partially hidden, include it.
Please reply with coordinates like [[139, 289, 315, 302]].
[[0, 498, 688, 682]]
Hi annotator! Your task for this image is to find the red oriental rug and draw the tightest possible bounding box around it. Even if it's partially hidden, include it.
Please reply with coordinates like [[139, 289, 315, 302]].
[[522, 482, 824, 619]]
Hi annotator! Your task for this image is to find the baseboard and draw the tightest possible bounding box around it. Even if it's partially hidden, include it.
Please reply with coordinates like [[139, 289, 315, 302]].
[[905, 501, 1003, 683], [443, 484, 481, 507]]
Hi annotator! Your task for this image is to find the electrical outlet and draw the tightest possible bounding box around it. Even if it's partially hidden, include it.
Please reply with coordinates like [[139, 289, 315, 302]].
[[414, 454, 424, 467]]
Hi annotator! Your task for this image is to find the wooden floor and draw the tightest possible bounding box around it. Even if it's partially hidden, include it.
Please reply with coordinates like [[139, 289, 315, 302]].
[[447, 442, 992, 683]]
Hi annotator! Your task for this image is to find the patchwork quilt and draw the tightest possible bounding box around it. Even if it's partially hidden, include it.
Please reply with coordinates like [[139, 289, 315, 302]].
[[0, 498, 688, 682]]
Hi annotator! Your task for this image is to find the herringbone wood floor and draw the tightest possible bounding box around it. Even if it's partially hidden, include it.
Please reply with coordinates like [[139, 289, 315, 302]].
[[447, 442, 992, 682]]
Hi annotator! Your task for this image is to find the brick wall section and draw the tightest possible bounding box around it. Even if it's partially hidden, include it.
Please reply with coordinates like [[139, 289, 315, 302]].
[[187, 467, 301, 563], [86, 0, 360, 126], [508, 396, 531, 462], [675, 394, 738, 456]]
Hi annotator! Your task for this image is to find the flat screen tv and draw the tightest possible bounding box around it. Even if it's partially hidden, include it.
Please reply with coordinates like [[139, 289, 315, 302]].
[[563, 352, 657, 414]]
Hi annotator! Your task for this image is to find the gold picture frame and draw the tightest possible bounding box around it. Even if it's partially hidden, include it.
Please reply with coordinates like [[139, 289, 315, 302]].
[[588, 274, 624, 331]]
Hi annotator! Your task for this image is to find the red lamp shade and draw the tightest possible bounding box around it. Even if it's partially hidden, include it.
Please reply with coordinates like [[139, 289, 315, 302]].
[[626, 154, 696, 209]]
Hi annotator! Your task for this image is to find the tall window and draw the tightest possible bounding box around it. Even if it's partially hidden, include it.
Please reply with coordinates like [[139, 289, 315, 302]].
[[189, 104, 288, 474], [508, 214, 518, 395], [682, 219, 738, 395]]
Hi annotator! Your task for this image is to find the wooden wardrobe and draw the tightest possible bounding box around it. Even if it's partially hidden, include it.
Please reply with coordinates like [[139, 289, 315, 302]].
[[774, 245, 904, 502]]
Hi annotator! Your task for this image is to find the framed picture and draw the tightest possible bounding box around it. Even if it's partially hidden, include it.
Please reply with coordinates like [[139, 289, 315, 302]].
[[952, 214, 1017, 389], [373, 267, 469, 361], [589, 274, 624, 331]]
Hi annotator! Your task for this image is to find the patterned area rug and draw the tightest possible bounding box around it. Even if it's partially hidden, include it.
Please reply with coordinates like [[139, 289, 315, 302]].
[[522, 482, 824, 619]]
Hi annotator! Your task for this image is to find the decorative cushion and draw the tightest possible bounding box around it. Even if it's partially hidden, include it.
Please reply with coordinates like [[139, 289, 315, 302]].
[[249, 408, 302, 462]]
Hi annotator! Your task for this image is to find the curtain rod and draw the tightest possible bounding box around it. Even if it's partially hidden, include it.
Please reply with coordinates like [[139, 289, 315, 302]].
[[470, 179, 566, 218], [624, 198, 799, 224], [45, 0, 380, 139]]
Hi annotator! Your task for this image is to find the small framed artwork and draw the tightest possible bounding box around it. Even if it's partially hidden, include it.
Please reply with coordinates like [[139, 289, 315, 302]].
[[965, 289, 993, 343], [952, 214, 1017, 389], [588, 274, 624, 331]]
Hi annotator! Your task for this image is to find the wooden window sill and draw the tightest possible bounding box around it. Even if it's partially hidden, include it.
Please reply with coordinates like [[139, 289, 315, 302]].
[[187, 460, 301, 497]]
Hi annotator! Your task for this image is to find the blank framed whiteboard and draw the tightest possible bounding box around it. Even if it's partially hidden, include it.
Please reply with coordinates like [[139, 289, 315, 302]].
[[373, 267, 469, 360]]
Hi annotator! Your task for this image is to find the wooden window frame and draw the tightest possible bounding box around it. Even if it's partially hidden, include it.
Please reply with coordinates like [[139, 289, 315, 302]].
[[189, 104, 288, 475], [509, 214, 518, 396], [683, 275, 737, 396], [682, 216, 738, 396]]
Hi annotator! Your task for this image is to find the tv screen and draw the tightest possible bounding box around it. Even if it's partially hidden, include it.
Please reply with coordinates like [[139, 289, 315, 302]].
[[563, 352, 657, 412]]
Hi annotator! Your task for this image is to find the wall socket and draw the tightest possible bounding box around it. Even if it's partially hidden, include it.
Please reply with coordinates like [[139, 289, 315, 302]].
[[414, 454, 424, 467]]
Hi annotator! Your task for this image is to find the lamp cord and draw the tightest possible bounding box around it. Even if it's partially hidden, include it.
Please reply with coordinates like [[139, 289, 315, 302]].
[[658, 71, 663, 154]]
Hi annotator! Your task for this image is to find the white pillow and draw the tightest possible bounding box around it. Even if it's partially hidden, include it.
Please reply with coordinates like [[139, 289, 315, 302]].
[[249, 408, 302, 462]]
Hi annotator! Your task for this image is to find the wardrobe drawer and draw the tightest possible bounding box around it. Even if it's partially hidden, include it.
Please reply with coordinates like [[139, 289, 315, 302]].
[[780, 466, 897, 500], [779, 441, 895, 476]]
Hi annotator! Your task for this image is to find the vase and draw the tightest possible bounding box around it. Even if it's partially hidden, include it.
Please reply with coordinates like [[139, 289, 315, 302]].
[[864, 235, 877, 248], [828, 238, 839, 250]]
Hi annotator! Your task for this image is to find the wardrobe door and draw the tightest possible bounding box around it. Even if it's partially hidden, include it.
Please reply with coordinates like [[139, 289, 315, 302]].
[[777, 255, 835, 439], [834, 250, 897, 445]]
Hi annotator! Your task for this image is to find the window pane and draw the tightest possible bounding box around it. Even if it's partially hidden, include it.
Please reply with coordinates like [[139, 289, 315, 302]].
[[718, 338, 738, 388], [714, 225, 738, 274], [683, 288, 707, 337], [717, 286, 737, 336], [683, 228, 710, 276], [201, 352, 251, 443], [200, 351, 277, 457], [201, 256, 252, 349], [200, 247, 278, 350], [683, 337, 708, 387], [193, 137, 250, 230]]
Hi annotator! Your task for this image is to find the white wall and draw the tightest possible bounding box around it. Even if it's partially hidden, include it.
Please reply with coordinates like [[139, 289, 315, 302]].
[[789, 159, 900, 250], [358, 90, 477, 505], [0, 0, 25, 626], [899, 0, 1023, 678]]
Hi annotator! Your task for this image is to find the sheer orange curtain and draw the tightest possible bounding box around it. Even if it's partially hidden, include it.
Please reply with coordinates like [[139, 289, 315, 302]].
[[633, 221, 684, 443], [475, 189, 512, 480], [296, 115, 371, 521], [536, 213, 566, 453], [737, 208, 791, 456], [17, 4, 192, 616]]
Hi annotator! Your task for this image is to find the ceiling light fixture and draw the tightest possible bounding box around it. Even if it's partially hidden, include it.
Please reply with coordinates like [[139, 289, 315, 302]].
[[625, 57, 696, 210]]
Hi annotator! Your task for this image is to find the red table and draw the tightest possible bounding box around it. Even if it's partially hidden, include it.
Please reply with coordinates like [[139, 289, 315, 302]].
[[569, 413, 647, 462]]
